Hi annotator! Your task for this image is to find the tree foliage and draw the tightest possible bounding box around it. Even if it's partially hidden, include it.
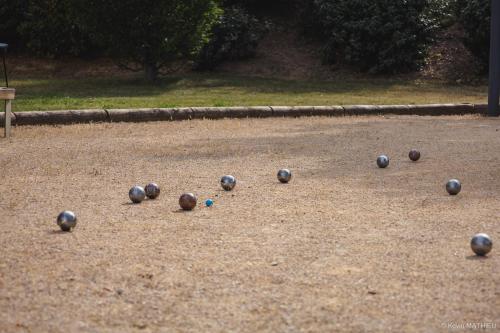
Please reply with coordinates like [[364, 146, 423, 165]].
[[196, 5, 269, 70], [1, 0, 220, 80], [0, 0, 491, 77], [459, 0, 490, 71], [311, 0, 437, 73], [81, 0, 221, 80], [0, 0, 29, 51], [19, 0, 95, 57]]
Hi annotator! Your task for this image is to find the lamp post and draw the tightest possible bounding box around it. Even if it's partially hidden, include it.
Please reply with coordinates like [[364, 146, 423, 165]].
[[488, 0, 500, 116], [0, 43, 7, 87]]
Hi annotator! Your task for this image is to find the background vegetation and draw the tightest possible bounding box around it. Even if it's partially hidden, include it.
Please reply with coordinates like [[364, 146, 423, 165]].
[[0, 0, 492, 79], [309, 0, 437, 73], [459, 0, 490, 71]]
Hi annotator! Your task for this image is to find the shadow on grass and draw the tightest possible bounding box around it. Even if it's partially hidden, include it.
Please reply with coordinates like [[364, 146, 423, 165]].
[[13, 73, 419, 99], [14, 76, 184, 99], [12, 72, 488, 111]]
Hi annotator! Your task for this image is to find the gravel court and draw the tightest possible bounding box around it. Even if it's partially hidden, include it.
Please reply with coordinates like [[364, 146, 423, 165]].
[[0, 115, 499, 332]]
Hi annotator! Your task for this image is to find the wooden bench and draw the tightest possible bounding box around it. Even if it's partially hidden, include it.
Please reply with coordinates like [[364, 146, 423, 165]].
[[1, 87, 15, 138]]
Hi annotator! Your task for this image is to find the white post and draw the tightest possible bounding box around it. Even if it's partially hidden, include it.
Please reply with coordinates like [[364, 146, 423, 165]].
[[5, 100, 11, 138]]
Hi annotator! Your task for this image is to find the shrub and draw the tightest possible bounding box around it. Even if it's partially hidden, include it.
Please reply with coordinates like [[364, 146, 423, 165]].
[[459, 0, 490, 71], [0, 0, 29, 51], [196, 6, 269, 70], [80, 0, 220, 81], [311, 0, 437, 73], [426, 0, 460, 27], [18, 0, 95, 57]]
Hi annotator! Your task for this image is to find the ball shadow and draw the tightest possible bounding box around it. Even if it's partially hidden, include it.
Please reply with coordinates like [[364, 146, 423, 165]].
[[122, 202, 142, 206], [172, 209, 194, 213], [465, 255, 489, 260], [47, 230, 72, 235]]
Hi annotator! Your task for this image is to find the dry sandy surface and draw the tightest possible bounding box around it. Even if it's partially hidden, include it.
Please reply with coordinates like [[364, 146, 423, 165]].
[[0, 116, 499, 333]]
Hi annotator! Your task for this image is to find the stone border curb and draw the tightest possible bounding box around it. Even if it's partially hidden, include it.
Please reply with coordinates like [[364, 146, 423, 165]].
[[0, 104, 488, 127]]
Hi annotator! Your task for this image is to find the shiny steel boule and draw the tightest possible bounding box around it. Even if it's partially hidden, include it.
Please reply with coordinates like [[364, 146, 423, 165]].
[[179, 193, 197, 210], [221, 175, 236, 191], [277, 169, 292, 183], [471, 233, 492, 256], [145, 183, 160, 199], [129, 185, 146, 203], [57, 210, 77, 232], [409, 149, 421, 161], [446, 179, 461, 195], [376, 155, 389, 168]]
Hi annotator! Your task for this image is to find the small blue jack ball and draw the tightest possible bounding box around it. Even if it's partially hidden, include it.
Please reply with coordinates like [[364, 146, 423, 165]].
[[377, 155, 389, 168], [205, 199, 214, 207]]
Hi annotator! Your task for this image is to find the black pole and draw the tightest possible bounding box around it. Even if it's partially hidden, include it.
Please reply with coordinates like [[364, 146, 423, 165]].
[[2, 52, 7, 88], [488, 0, 500, 116], [0, 43, 7, 87]]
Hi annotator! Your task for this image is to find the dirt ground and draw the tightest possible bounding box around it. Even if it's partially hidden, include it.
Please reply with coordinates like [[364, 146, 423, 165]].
[[0, 116, 499, 333]]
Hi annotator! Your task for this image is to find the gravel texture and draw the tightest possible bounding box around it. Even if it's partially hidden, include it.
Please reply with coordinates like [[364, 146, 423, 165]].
[[0, 115, 499, 332]]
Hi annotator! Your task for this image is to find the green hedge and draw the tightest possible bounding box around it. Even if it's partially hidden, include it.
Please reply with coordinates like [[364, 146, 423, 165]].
[[19, 0, 96, 57], [1, 0, 490, 76], [0, 0, 28, 51], [311, 0, 437, 73], [196, 6, 269, 70], [460, 0, 490, 71], [82, 0, 220, 80]]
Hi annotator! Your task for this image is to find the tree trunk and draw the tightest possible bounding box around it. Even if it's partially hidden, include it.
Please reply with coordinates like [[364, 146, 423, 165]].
[[144, 63, 158, 82]]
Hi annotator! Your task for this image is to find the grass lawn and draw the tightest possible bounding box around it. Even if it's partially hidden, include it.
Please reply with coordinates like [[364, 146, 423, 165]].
[[10, 73, 488, 111]]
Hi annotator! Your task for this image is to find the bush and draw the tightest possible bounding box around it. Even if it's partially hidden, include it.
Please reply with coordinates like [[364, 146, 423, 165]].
[[196, 6, 269, 70], [0, 1, 29, 51], [426, 0, 460, 27], [312, 0, 437, 73], [18, 0, 95, 57], [460, 0, 490, 71], [79, 0, 220, 81], [222, 0, 303, 16]]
